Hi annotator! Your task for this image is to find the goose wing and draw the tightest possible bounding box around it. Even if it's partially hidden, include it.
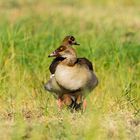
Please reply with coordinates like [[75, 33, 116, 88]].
[[77, 57, 93, 71], [49, 57, 93, 74], [49, 57, 65, 74]]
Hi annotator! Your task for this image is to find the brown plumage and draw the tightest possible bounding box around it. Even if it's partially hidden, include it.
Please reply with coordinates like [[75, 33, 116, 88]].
[[44, 36, 98, 110]]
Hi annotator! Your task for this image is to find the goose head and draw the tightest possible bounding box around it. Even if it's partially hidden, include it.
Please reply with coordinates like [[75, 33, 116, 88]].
[[62, 35, 80, 47], [48, 36, 79, 58], [48, 36, 79, 65], [48, 45, 77, 59]]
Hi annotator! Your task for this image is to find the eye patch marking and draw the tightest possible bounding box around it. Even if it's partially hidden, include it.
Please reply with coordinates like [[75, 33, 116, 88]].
[[56, 46, 66, 52]]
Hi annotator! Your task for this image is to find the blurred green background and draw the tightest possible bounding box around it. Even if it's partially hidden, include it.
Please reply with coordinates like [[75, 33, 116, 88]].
[[0, 0, 140, 139]]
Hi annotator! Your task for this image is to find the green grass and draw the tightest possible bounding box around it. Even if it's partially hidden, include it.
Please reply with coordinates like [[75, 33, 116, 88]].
[[0, 0, 140, 139]]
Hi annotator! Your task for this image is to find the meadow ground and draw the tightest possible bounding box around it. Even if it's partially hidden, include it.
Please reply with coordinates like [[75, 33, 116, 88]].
[[0, 0, 140, 139]]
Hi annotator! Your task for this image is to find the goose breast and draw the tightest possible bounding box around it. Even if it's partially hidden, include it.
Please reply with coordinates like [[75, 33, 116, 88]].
[[55, 64, 93, 91]]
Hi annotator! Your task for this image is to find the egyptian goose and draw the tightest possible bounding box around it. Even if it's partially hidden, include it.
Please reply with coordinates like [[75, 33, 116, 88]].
[[44, 36, 98, 110]]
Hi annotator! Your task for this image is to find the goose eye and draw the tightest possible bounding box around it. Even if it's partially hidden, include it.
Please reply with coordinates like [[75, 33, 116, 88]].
[[58, 46, 65, 51], [60, 47, 63, 50], [70, 36, 74, 41]]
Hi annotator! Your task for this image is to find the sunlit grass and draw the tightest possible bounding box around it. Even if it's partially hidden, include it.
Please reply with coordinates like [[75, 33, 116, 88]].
[[0, 0, 140, 139]]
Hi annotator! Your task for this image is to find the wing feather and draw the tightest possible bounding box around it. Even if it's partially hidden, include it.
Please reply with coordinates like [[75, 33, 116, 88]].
[[49, 57, 65, 74], [77, 58, 93, 71]]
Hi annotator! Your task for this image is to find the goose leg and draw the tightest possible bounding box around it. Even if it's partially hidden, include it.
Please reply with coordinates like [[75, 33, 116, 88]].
[[57, 98, 64, 110], [63, 94, 72, 106], [83, 99, 87, 111], [76, 95, 82, 104]]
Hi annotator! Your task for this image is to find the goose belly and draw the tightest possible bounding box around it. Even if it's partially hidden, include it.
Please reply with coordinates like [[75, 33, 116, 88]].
[[55, 65, 92, 90]]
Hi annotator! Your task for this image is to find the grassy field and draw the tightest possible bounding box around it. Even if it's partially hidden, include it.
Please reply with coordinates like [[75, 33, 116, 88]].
[[0, 0, 140, 139]]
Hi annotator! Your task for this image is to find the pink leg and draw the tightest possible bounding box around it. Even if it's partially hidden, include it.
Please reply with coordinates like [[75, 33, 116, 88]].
[[57, 98, 64, 110], [63, 94, 72, 106], [83, 99, 87, 111]]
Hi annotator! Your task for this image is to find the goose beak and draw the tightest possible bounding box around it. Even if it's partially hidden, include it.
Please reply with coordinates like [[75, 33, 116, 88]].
[[48, 51, 58, 57], [73, 42, 80, 45]]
